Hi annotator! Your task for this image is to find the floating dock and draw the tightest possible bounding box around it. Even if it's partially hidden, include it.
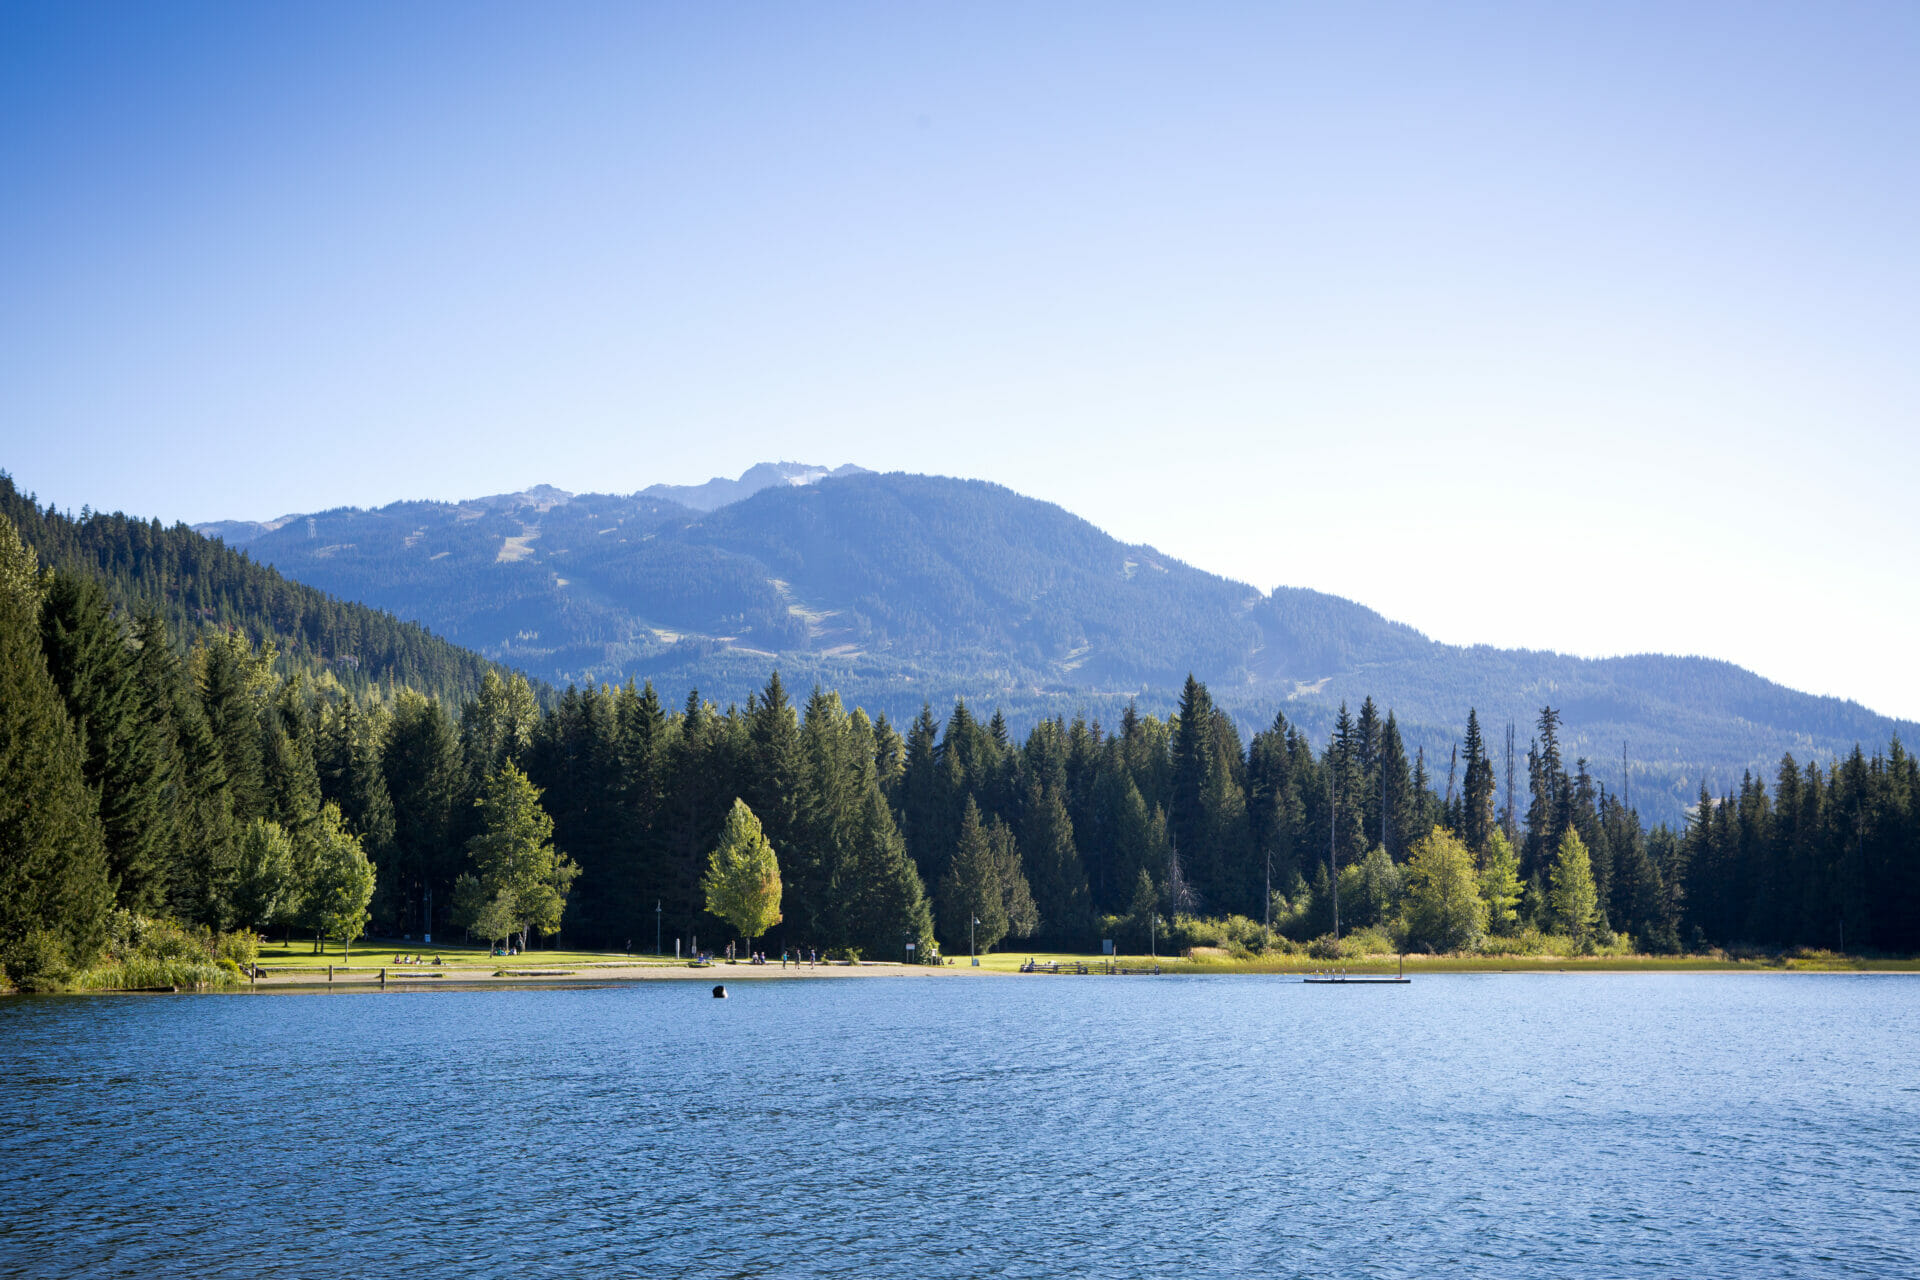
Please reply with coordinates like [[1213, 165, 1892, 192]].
[[1304, 958, 1410, 984]]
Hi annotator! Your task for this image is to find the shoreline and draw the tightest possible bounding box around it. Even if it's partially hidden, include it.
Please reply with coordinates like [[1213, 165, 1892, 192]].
[[20, 952, 1918, 996]]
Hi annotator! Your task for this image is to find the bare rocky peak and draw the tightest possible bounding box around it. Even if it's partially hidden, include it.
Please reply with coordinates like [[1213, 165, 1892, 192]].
[[641, 461, 871, 512], [466, 483, 575, 513]]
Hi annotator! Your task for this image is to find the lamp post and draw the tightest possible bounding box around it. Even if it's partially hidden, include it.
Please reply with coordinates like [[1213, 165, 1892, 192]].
[[655, 900, 661, 957], [970, 915, 981, 967]]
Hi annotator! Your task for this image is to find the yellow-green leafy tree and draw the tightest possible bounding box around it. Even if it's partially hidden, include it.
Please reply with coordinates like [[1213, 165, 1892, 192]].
[[1478, 828, 1524, 936], [1403, 826, 1487, 953], [703, 799, 783, 956], [307, 803, 376, 960], [1550, 829, 1601, 951]]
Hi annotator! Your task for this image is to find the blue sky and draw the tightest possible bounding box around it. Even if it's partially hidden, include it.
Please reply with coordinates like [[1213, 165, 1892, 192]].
[[4, 2, 1917, 720]]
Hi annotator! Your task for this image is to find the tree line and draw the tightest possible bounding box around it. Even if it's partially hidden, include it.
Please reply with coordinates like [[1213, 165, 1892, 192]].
[[5, 506, 1917, 991]]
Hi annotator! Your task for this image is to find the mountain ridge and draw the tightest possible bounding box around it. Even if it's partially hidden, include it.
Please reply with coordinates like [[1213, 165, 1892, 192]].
[[191, 466, 1916, 823]]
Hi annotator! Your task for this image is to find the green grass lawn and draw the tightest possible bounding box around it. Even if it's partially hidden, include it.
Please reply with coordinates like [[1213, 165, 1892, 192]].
[[255, 938, 686, 971]]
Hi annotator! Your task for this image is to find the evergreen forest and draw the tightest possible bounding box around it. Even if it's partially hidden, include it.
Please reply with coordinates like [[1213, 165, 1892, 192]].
[[5, 503, 1917, 993], [1, 474, 518, 706]]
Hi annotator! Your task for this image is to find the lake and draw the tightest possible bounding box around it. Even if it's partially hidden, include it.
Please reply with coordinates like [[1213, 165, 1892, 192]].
[[3, 974, 1916, 1277]]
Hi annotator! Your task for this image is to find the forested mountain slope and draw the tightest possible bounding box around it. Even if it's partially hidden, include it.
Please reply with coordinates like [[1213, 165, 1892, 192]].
[[198, 468, 1915, 824], [2, 474, 522, 706]]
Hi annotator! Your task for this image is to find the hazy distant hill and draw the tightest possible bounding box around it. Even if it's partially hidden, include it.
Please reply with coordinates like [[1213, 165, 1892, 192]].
[[198, 465, 1917, 823]]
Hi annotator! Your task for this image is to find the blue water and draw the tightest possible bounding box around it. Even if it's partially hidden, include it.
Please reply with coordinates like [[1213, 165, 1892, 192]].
[[3, 974, 1917, 1278]]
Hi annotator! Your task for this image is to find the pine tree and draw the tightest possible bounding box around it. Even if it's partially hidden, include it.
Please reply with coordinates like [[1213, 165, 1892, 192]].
[[460, 670, 540, 779], [987, 814, 1039, 942], [262, 676, 323, 841], [0, 516, 113, 986], [743, 671, 807, 878], [1461, 709, 1496, 853], [164, 660, 239, 927], [1127, 866, 1158, 951], [384, 690, 463, 937], [939, 797, 1010, 954], [1522, 706, 1566, 879], [319, 698, 399, 888], [841, 786, 934, 960], [898, 703, 946, 885], [197, 630, 272, 826], [1021, 781, 1090, 944], [37, 571, 169, 911], [1169, 675, 1216, 901], [1378, 713, 1417, 859]]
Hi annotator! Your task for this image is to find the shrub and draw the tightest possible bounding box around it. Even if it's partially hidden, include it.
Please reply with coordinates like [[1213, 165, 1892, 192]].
[[1162, 913, 1285, 955], [2, 930, 72, 993], [1307, 933, 1347, 961], [1164, 914, 1226, 950], [217, 930, 260, 970], [63, 911, 246, 991], [1343, 925, 1400, 956]]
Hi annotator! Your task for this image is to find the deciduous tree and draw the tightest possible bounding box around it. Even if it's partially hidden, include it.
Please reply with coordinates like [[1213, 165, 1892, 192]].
[[1550, 828, 1601, 950], [702, 798, 784, 953], [1403, 826, 1486, 953]]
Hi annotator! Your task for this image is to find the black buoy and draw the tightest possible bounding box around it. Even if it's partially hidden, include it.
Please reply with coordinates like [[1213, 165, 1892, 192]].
[[712, 984, 727, 998]]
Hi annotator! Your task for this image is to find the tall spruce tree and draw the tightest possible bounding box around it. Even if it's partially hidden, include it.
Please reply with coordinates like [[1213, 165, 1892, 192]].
[[1461, 709, 1496, 854], [37, 571, 170, 911], [939, 797, 1010, 954], [1021, 781, 1090, 944], [0, 518, 113, 985]]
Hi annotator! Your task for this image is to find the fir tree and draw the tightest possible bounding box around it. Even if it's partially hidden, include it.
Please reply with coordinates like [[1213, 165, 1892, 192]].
[[37, 571, 170, 911], [0, 517, 113, 985], [1021, 781, 1090, 944], [939, 797, 1010, 954], [1461, 709, 1496, 853]]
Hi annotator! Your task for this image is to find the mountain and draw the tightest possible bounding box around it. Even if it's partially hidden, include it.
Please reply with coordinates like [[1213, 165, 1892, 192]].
[[1, 473, 527, 706], [196, 467, 1917, 824], [640, 461, 871, 512]]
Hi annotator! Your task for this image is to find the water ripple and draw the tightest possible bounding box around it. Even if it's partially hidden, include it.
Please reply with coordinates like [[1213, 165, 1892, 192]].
[[2, 974, 1917, 1278]]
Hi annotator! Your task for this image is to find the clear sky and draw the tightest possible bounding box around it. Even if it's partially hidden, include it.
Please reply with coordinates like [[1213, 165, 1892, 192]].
[[4, 2, 1917, 720]]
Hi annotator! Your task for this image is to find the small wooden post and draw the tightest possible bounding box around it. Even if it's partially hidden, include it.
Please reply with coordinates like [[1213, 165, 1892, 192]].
[[380, 967, 387, 989], [328, 964, 333, 983]]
